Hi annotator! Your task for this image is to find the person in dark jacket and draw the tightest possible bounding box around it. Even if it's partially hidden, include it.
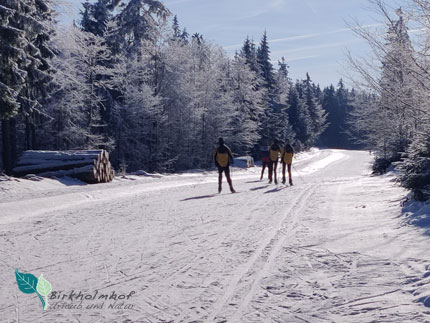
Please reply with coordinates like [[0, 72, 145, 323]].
[[281, 142, 294, 185], [213, 138, 236, 193]]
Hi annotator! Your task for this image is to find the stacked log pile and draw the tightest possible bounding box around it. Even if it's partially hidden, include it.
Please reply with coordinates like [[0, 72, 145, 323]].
[[12, 150, 114, 183]]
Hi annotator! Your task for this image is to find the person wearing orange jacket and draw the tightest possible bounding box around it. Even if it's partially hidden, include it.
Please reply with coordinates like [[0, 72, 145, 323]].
[[213, 137, 236, 193], [268, 139, 282, 184], [281, 142, 294, 185]]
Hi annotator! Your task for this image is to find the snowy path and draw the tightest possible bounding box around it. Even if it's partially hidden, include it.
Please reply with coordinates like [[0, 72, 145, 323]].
[[1, 149, 429, 322]]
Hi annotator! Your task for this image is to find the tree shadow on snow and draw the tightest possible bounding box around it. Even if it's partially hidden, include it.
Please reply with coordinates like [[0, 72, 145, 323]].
[[246, 180, 264, 183], [181, 194, 217, 201]]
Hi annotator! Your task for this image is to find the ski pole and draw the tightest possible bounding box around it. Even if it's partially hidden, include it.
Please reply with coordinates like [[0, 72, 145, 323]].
[[292, 164, 306, 183]]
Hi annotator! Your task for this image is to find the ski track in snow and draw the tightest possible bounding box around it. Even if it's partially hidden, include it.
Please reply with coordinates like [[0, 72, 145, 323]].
[[0, 149, 430, 322]]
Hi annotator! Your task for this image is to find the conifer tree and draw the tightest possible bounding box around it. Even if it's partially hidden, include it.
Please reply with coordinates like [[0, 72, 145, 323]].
[[114, 0, 169, 54], [81, 0, 112, 36], [288, 82, 312, 148], [0, 0, 55, 172], [240, 37, 259, 72], [257, 31, 275, 90], [172, 15, 181, 38], [377, 9, 417, 161], [302, 73, 327, 145]]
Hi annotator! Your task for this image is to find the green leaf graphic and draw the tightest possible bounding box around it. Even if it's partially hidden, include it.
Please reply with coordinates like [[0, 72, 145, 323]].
[[36, 274, 52, 296], [37, 274, 51, 310], [15, 269, 38, 294], [15, 269, 46, 310]]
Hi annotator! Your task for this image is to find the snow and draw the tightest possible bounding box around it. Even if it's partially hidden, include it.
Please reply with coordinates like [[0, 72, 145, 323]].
[[0, 149, 429, 322]]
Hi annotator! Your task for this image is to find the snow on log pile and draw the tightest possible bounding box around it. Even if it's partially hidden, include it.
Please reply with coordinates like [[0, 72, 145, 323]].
[[12, 150, 115, 184]]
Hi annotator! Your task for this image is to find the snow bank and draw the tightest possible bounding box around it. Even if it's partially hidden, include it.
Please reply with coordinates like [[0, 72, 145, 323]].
[[0, 175, 85, 202], [402, 199, 430, 235]]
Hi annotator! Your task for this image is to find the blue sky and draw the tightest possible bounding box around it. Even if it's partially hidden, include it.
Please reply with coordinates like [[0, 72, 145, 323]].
[[62, 0, 401, 87]]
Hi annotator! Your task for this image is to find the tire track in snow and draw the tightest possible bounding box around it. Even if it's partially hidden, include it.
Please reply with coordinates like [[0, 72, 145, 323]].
[[205, 183, 314, 322]]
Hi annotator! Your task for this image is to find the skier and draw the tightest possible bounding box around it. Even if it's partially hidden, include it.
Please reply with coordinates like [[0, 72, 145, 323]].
[[281, 141, 294, 185], [268, 139, 282, 184], [259, 144, 271, 180], [213, 137, 236, 193]]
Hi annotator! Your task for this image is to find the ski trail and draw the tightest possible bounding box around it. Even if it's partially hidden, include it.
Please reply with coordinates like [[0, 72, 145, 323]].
[[126, 192, 272, 306], [0, 174, 252, 224], [231, 184, 319, 321], [205, 184, 313, 322]]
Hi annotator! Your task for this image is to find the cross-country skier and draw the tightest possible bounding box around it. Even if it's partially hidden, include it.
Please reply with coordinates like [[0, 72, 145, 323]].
[[268, 139, 282, 184], [213, 138, 236, 193], [281, 141, 294, 185], [259, 144, 271, 180]]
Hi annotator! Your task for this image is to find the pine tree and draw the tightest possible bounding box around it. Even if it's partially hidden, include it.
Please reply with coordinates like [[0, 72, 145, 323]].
[[288, 81, 312, 149], [257, 31, 275, 90], [377, 8, 417, 161], [114, 0, 169, 54], [0, 2, 26, 172], [400, 129, 430, 201], [0, 0, 55, 173], [81, 0, 113, 36], [273, 57, 295, 143], [45, 26, 115, 150], [172, 15, 181, 38], [228, 54, 265, 155], [240, 37, 258, 73], [180, 27, 189, 43], [302, 73, 327, 145], [19, 0, 56, 150], [320, 84, 339, 147], [256, 31, 279, 146]]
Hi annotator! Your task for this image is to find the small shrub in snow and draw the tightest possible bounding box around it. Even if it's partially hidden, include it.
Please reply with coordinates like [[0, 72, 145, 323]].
[[399, 131, 430, 201]]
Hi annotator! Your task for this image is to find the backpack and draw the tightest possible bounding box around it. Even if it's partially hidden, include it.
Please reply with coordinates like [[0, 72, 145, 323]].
[[216, 147, 230, 167], [269, 144, 281, 162], [282, 152, 294, 164]]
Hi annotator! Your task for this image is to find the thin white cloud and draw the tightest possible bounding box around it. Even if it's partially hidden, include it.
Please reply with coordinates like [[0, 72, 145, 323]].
[[222, 23, 380, 51], [164, 0, 194, 6], [409, 27, 426, 34], [271, 39, 363, 56], [269, 0, 286, 9], [283, 54, 320, 62], [269, 24, 382, 44], [269, 33, 323, 44], [302, 0, 319, 16]]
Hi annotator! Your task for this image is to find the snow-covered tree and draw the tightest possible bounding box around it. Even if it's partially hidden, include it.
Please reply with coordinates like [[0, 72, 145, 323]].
[[227, 54, 265, 155], [288, 82, 312, 148], [80, 0, 117, 37], [44, 26, 115, 150], [257, 31, 275, 91], [240, 37, 259, 73], [113, 0, 169, 54], [400, 129, 430, 200], [302, 73, 327, 145], [348, 3, 424, 169], [0, 0, 55, 173]]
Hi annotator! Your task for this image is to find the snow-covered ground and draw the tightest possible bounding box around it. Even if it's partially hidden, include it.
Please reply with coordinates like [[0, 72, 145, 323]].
[[1, 149, 429, 322]]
